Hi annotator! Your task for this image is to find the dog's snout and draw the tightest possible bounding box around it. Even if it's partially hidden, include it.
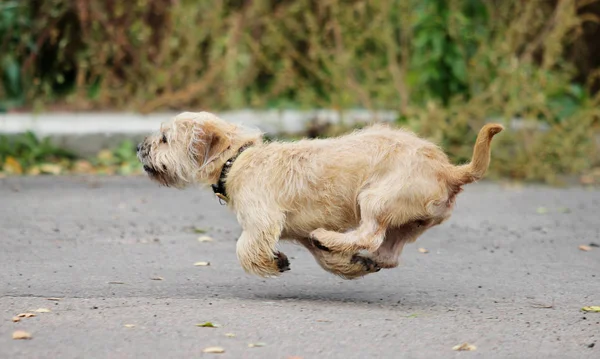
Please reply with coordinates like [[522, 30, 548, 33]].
[[136, 143, 142, 152]]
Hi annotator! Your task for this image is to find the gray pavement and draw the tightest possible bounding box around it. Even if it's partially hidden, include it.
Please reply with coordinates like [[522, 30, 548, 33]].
[[0, 176, 599, 359]]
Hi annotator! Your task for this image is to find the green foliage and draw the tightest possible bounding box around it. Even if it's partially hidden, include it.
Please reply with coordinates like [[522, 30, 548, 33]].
[[92, 140, 142, 175], [0, 1, 31, 111], [0, 0, 599, 182], [0, 132, 142, 176], [0, 132, 75, 169]]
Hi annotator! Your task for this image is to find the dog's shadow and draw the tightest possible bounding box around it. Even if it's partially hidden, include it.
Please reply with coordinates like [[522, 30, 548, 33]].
[[212, 279, 452, 309]]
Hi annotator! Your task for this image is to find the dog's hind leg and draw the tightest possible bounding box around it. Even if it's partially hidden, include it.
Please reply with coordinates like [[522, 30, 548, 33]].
[[309, 178, 430, 254], [310, 216, 387, 255], [297, 238, 382, 279]]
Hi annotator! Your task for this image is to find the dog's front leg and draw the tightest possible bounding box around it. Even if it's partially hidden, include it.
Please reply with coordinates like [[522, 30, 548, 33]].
[[235, 211, 290, 277]]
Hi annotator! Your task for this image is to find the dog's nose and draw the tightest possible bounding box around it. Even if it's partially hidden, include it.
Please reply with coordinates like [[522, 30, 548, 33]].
[[136, 143, 141, 152]]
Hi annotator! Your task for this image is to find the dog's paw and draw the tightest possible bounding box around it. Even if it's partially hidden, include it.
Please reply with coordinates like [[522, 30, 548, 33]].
[[350, 254, 381, 273], [238, 252, 289, 277], [274, 251, 290, 272]]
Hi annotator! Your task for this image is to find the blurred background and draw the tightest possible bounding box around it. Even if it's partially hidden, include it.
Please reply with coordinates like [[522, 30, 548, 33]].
[[1, 0, 600, 184]]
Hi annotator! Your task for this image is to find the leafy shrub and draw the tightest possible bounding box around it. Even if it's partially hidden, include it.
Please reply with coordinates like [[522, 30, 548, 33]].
[[1, 0, 599, 182]]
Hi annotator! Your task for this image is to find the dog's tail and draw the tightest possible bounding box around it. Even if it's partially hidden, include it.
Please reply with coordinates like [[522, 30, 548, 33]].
[[450, 123, 503, 185]]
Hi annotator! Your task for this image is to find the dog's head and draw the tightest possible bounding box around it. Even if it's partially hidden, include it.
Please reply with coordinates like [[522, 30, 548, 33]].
[[137, 111, 259, 188]]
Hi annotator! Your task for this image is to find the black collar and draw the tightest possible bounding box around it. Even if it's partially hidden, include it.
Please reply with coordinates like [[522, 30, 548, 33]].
[[211, 144, 252, 204]]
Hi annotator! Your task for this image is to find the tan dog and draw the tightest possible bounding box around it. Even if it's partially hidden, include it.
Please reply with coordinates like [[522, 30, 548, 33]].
[[137, 112, 502, 279]]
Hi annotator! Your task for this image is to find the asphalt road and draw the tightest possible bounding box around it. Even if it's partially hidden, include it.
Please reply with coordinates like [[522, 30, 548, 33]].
[[1, 176, 599, 359]]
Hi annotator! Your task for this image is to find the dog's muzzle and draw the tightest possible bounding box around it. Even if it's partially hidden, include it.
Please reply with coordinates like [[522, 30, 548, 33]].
[[143, 165, 157, 174]]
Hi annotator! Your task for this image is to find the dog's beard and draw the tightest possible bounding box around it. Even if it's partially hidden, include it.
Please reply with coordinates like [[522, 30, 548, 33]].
[[142, 164, 173, 187], [138, 148, 182, 188]]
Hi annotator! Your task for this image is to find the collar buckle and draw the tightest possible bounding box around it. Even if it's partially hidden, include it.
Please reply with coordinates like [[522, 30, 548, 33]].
[[215, 193, 228, 205]]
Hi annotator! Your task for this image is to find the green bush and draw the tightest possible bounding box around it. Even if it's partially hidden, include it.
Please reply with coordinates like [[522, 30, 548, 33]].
[[1, 0, 599, 183]]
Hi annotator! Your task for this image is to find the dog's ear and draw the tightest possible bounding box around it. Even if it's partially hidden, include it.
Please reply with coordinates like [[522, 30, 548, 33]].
[[191, 120, 233, 168]]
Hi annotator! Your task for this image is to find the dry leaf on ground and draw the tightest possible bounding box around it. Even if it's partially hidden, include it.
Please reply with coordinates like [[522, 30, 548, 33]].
[[202, 347, 225, 353], [12, 317, 20, 322], [197, 322, 221, 328], [46, 298, 61, 301], [150, 277, 164, 281], [536, 207, 549, 214], [198, 236, 214, 242], [582, 306, 600, 312], [224, 333, 236, 337], [452, 343, 476, 351], [108, 281, 126, 284], [124, 324, 136, 328], [39, 163, 62, 175], [194, 261, 210, 266], [418, 248, 429, 254], [12, 330, 32, 340], [530, 303, 553, 309], [579, 245, 592, 251], [193, 227, 207, 234], [32, 308, 51, 313], [248, 342, 267, 348], [3, 157, 23, 174], [17, 313, 36, 318]]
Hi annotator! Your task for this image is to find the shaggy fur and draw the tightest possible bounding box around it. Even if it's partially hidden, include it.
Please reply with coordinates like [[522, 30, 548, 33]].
[[137, 111, 503, 279]]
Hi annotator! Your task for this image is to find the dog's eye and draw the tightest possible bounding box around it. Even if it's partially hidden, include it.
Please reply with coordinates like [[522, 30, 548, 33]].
[[161, 134, 167, 144]]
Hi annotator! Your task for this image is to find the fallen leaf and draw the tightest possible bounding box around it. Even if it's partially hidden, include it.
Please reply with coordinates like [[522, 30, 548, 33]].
[[46, 298, 61, 301], [97, 149, 114, 162], [27, 166, 41, 176], [202, 347, 225, 354], [316, 319, 331, 322], [3, 157, 22, 174], [406, 313, 419, 318], [108, 281, 126, 284], [193, 227, 207, 234], [590, 242, 600, 248], [12, 317, 20, 322], [580, 175, 595, 185], [124, 324, 136, 328], [12, 330, 32, 340], [197, 322, 221, 328], [248, 342, 267, 348], [194, 261, 210, 266], [32, 308, 51, 313], [536, 207, 549, 214], [224, 333, 236, 337], [16, 313, 36, 318], [150, 277, 164, 281], [530, 303, 553, 309], [72, 160, 94, 174], [418, 247, 429, 254], [452, 343, 476, 351], [39, 163, 62, 175], [582, 306, 600, 312], [198, 235, 214, 242], [579, 245, 592, 252]]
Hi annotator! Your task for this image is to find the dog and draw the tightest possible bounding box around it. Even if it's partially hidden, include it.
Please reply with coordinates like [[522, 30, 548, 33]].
[[137, 111, 502, 279]]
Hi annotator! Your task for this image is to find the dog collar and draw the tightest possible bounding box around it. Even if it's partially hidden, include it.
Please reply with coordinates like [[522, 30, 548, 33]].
[[211, 144, 252, 204]]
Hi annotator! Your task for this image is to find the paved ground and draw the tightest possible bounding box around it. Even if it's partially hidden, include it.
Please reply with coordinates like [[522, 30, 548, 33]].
[[1, 176, 599, 359]]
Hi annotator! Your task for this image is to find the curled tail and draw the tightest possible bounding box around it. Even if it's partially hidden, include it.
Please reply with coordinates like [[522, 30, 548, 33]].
[[452, 123, 503, 185]]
